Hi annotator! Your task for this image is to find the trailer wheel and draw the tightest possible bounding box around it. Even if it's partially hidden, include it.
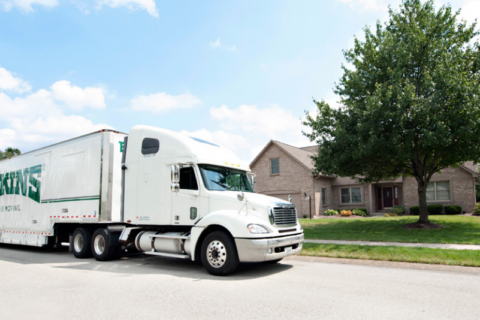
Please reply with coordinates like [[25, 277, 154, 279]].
[[72, 228, 93, 258], [91, 228, 118, 261], [201, 231, 239, 276]]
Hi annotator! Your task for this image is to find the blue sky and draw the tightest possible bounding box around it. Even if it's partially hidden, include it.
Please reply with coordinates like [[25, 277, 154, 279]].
[[1, 0, 478, 161]]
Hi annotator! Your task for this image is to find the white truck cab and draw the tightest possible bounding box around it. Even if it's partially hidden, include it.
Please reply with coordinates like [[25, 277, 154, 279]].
[[0, 125, 303, 276]]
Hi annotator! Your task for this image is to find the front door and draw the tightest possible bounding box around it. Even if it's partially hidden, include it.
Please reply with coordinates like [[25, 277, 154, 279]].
[[383, 187, 393, 208]]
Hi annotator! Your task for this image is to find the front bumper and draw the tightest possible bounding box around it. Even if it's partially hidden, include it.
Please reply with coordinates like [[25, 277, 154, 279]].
[[235, 233, 304, 262]]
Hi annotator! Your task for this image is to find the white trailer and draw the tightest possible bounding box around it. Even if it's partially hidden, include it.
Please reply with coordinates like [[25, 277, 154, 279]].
[[0, 126, 303, 275]]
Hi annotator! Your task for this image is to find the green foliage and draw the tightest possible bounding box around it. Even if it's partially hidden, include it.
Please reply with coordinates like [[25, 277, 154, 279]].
[[353, 208, 368, 214], [427, 204, 444, 214], [473, 203, 480, 216], [352, 209, 367, 217], [303, 214, 308, 219], [0, 147, 21, 160], [392, 205, 405, 215], [324, 209, 339, 216], [444, 205, 462, 215], [476, 185, 480, 202], [410, 206, 420, 215], [303, 0, 480, 223]]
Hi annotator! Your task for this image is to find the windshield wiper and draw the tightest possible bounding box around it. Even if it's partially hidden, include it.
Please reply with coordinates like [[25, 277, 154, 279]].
[[211, 180, 234, 190]]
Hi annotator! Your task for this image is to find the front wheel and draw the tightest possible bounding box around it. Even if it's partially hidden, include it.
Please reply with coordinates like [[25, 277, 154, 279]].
[[201, 231, 239, 276]]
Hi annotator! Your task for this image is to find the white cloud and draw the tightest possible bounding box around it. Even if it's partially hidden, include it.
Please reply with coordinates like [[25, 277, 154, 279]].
[[0, 66, 112, 151], [209, 38, 238, 51], [208, 104, 311, 161], [336, 0, 390, 12], [98, 0, 159, 17], [1, 0, 58, 12], [51, 80, 106, 110], [457, 0, 480, 24], [131, 92, 201, 113], [0, 67, 31, 92], [0, 128, 16, 148], [210, 38, 221, 48], [211, 104, 306, 138]]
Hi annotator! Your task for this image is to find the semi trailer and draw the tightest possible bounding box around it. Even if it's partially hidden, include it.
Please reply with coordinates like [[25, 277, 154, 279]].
[[0, 126, 304, 275]]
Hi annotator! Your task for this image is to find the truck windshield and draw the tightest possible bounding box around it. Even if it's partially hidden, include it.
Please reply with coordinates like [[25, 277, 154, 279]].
[[198, 165, 254, 192]]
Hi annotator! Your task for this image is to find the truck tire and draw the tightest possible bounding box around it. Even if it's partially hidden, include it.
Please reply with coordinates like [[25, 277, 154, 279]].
[[72, 228, 93, 258], [201, 231, 239, 276], [91, 228, 118, 261]]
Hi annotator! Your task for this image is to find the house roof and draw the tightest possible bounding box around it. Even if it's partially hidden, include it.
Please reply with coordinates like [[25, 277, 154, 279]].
[[459, 164, 479, 177], [250, 140, 333, 177]]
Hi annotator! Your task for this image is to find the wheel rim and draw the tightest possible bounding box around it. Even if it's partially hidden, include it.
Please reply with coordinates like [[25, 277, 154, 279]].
[[94, 234, 106, 256], [207, 240, 227, 268], [73, 233, 84, 253]]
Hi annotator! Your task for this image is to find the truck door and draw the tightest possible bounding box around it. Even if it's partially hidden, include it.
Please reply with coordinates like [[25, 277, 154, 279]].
[[171, 165, 206, 225]]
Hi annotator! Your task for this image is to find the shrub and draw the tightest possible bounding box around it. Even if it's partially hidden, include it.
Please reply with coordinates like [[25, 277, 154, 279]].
[[352, 209, 367, 217], [340, 210, 352, 216], [303, 214, 308, 219], [384, 212, 399, 217], [427, 204, 443, 215], [353, 208, 368, 215], [324, 209, 339, 216], [473, 203, 480, 216], [409, 206, 419, 215], [444, 205, 462, 215], [392, 205, 405, 215]]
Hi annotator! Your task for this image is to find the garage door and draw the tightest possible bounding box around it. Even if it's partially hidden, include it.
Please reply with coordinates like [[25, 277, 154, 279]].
[[268, 193, 302, 218]]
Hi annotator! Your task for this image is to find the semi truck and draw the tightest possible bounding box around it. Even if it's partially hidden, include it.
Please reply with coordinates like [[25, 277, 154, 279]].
[[0, 126, 304, 275]]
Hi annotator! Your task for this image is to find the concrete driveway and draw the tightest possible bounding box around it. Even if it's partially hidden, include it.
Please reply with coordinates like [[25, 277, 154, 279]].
[[0, 244, 479, 320]]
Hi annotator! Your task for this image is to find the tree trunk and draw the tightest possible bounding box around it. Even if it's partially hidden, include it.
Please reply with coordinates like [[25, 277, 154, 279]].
[[417, 183, 429, 223]]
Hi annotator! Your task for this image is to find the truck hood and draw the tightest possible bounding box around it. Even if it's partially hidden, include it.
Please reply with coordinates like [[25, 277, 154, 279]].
[[208, 191, 294, 224]]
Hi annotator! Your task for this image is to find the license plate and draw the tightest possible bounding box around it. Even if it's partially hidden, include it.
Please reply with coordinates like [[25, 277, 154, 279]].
[[285, 246, 293, 255]]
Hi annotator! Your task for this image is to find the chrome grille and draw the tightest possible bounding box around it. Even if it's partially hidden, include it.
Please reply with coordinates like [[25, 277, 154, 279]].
[[273, 207, 297, 226]]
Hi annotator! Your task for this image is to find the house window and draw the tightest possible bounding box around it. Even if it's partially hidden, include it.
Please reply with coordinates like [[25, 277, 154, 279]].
[[321, 188, 327, 206], [426, 181, 450, 201], [271, 158, 279, 175], [341, 187, 362, 204]]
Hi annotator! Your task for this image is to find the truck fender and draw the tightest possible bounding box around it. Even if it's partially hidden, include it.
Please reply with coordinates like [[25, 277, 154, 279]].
[[189, 210, 271, 261]]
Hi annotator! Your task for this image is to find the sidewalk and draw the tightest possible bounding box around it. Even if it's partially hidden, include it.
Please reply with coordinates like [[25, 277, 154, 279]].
[[304, 239, 480, 250]]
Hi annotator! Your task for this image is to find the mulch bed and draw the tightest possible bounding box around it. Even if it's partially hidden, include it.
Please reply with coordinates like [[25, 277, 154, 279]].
[[403, 222, 443, 229]]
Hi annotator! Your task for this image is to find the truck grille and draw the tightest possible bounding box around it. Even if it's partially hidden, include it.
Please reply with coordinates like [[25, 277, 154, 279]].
[[273, 207, 297, 226]]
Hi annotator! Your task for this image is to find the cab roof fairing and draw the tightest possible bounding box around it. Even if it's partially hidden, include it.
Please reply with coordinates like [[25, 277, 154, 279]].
[[129, 125, 251, 171]]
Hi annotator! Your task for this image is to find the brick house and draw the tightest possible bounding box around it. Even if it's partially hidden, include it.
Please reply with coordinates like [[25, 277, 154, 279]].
[[250, 140, 479, 217]]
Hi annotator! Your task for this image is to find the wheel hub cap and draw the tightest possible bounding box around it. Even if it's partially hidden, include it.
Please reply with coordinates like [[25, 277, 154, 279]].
[[94, 235, 106, 255], [73, 234, 84, 253], [207, 241, 227, 268]]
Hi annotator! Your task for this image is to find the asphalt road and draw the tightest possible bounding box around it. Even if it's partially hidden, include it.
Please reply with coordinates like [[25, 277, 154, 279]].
[[1, 244, 479, 320]]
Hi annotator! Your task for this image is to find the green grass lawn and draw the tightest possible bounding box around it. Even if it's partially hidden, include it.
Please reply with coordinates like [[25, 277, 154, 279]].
[[300, 243, 480, 267], [299, 215, 480, 244]]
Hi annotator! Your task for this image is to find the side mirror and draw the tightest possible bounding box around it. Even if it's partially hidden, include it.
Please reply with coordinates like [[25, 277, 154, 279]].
[[248, 173, 256, 189], [171, 164, 180, 192]]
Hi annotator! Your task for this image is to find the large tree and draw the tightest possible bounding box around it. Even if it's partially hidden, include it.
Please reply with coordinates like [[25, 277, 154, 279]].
[[0, 147, 21, 160], [303, 0, 480, 224]]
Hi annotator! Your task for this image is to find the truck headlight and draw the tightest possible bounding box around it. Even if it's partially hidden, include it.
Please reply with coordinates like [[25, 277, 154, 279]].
[[247, 224, 269, 234]]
